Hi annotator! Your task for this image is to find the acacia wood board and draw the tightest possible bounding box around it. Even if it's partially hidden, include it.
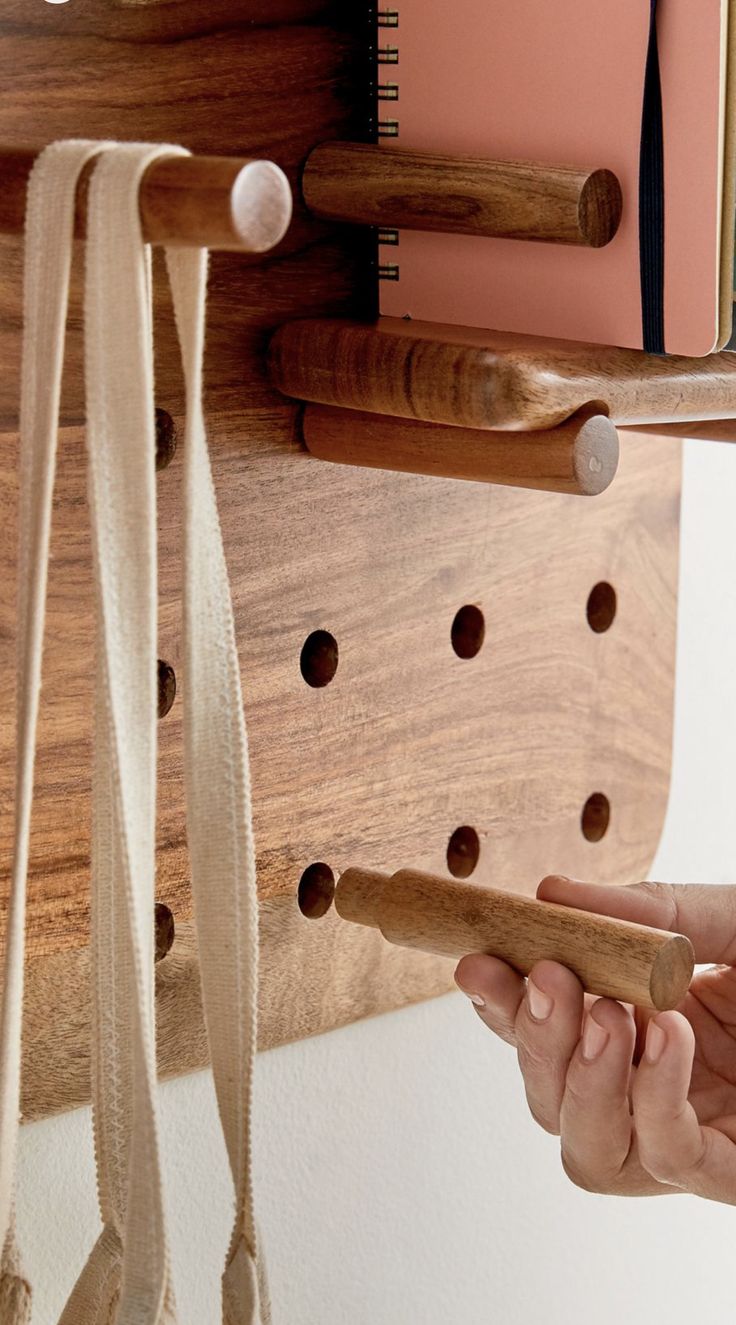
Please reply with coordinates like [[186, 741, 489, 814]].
[[4, 416, 681, 1117], [1, 419, 680, 951]]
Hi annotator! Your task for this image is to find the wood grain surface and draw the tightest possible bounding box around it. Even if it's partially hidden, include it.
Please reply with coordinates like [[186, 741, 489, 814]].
[[625, 419, 736, 442], [0, 0, 374, 429], [22, 904, 457, 1121], [270, 317, 736, 430], [301, 404, 620, 494], [0, 0, 681, 1118], [0, 418, 681, 958], [303, 142, 622, 246], [0, 148, 294, 254], [335, 868, 695, 1011]]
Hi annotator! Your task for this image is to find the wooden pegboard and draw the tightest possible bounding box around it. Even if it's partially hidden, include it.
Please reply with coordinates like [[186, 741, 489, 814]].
[[0, 0, 680, 1118]]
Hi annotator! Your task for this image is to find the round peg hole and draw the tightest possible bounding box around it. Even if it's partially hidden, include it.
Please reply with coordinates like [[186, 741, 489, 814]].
[[298, 863, 336, 918], [157, 659, 177, 719], [447, 825, 481, 879], [155, 408, 178, 472], [300, 630, 339, 688], [586, 582, 617, 634], [154, 902, 175, 962], [451, 605, 485, 660], [581, 792, 611, 843]]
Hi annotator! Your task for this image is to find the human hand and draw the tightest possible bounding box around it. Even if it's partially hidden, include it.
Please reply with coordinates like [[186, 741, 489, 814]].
[[455, 875, 736, 1202]]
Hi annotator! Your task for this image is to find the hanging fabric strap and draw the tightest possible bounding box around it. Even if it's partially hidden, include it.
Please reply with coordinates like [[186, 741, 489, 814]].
[[13, 138, 268, 1322], [0, 1218, 31, 1323], [168, 245, 269, 1322], [10, 138, 268, 1323], [1, 139, 112, 1325], [639, 0, 666, 354], [56, 142, 183, 1324]]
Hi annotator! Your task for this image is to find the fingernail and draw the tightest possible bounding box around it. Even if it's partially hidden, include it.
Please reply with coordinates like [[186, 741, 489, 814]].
[[645, 1020, 666, 1065], [581, 1016, 609, 1062], [456, 983, 485, 1007], [527, 980, 553, 1023]]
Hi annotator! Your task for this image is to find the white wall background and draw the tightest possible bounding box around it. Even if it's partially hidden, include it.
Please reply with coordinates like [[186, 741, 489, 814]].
[[17, 438, 736, 1324]]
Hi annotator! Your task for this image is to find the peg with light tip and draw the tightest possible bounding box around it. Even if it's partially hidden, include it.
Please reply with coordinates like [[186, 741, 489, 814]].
[[333, 867, 695, 1011], [0, 146, 293, 253], [302, 141, 623, 248], [300, 404, 619, 496]]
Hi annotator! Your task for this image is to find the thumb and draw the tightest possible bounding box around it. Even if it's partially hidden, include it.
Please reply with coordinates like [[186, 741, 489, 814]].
[[537, 875, 736, 965]]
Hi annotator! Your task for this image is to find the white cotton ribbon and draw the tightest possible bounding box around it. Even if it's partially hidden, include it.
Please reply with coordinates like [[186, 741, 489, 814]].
[[60, 141, 182, 1325], [2, 138, 113, 1325], [6, 139, 268, 1324], [168, 239, 269, 1325]]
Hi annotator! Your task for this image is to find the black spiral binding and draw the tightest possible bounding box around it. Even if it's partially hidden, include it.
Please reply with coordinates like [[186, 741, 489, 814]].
[[378, 9, 400, 281]]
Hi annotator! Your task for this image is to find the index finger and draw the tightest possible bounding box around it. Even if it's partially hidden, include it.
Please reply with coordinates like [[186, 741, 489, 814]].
[[537, 875, 736, 965]]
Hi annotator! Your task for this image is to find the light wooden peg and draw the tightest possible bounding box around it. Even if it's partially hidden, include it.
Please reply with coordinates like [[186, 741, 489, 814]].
[[302, 141, 622, 248], [301, 404, 619, 495], [0, 146, 293, 253], [334, 868, 695, 1011]]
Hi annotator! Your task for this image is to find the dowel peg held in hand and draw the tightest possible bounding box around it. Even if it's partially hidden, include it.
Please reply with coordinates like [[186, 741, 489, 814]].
[[334, 868, 695, 1011]]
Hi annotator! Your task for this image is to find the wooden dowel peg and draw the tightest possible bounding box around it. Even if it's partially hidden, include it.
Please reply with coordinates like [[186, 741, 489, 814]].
[[334, 868, 695, 1012], [0, 146, 293, 253], [623, 419, 736, 442], [301, 404, 618, 495], [302, 142, 622, 248]]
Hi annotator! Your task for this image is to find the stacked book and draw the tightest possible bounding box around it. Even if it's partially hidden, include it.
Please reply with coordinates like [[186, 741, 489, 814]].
[[377, 0, 736, 357]]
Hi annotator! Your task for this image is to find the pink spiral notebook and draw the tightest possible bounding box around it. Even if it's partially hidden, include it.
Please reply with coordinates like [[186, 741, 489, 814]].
[[377, 0, 729, 357]]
